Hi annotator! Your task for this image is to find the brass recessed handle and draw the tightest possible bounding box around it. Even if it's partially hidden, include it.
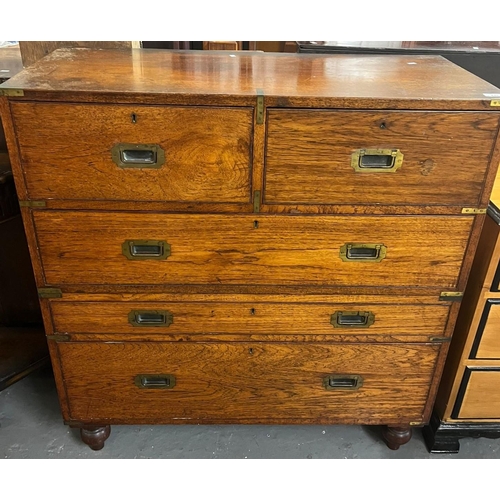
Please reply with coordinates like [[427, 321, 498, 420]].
[[339, 243, 387, 262], [331, 311, 375, 328], [323, 374, 363, 391], [128, 310, 174, 327], [111, 143, 165, 169], [351, 148, 403, 173], [134, 374, 176, 389], [122, 240, 171, 260]]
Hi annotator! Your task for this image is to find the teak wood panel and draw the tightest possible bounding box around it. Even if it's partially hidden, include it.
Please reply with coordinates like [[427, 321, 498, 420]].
[[11, 103, 253, 203], [57, 341, 440, 424], [264, 110, 500, 206], [50, 300, 450, 336], [473, 302, 500, 359], [3, 50, 500, 110], [34, 212, 473, 288], [456, 370, 500, 419]]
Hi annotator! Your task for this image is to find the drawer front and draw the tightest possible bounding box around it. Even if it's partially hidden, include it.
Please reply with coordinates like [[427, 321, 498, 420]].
[[57, 342, 439, 423], [265, 110, 499, 206], [490, 258, 500, 292], [453, 368, 500, 419], [471, 299, 500, 359], [51, 300, 450, 337], [11, 103, 253, 203], [34, 212, 472, 288]]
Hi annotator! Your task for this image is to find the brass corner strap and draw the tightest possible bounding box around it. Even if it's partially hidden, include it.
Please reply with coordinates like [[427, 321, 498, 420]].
[[429, 336, 452, 343], [461, 208, 486, 214], [0, 88, 24, 97], [256, 89, 264, 124], [46, 334, 70, 342], [491, 100, 500, 107], [439, 292, 463, 302], [253, 190, 261, 213], [38, 287, 63, 299], [19, 200, 46, 208]]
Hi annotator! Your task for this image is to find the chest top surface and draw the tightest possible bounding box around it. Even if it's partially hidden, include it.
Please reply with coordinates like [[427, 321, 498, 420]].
[[1, 48, 500, 110]]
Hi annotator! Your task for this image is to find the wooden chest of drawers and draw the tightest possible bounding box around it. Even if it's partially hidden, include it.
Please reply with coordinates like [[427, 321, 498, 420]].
[[1, 49, 500, 451]]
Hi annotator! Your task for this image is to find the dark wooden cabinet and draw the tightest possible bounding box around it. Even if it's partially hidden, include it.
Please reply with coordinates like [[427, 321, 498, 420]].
[[0, 44, 47, 392]]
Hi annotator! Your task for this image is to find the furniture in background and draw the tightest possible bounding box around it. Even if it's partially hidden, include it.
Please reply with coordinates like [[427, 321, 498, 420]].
[[0, 44, 23, 84], [0, 43, 46, 391], [142, 42, 275, 51], [18, 41, 141, 67], [203, 42, 257, 51], [423, 172, 500, 452], [1, 49, 499, 450]]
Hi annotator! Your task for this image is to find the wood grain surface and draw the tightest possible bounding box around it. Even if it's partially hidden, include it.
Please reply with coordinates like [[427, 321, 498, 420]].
[[11, 103, 253, 203], [50, 300, 449, 336], [33, 212, 473, 288], [57, 341, 440, 424], [456, 370, 500, 418], [3, 50, 500, 110], [265, 110, 499, 206]]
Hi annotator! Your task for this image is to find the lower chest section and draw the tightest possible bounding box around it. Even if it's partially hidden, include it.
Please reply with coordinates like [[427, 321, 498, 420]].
[[57, 341, 440, 425]]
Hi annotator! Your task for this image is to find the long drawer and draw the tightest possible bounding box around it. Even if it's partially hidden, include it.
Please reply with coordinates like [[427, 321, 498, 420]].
[[265, 110, 499, 206], [50, 299, 450, 337], [56, 341, 440, 424], [11, 103, 253, 203], [34, 212, 472, 288]]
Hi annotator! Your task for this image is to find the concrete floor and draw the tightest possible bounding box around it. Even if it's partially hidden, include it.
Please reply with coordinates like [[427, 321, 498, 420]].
[[1, 365, 499, 459]]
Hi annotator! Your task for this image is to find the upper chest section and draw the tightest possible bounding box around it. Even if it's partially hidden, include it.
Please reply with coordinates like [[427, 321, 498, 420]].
[[2, 49, 500, 214]]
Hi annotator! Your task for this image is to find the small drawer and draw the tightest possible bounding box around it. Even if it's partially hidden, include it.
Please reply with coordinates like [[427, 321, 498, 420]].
[[470, 300, 500, 359], [56, 341, 440, 424], [452, 368, 500, 419], [34, 211, 472, 288], [50, 300, 450, 337], [264, 109, 499, 207], [11, 103, 253, 204]]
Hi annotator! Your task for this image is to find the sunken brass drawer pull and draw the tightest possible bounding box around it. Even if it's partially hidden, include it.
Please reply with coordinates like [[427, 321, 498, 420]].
[[128, 310, 174, 327], [122, 240, 171, 260], [331, 311, 375, 328], [339, 243, 387, 262], [111, 143, 165, 169], [323, 374, 363, 391], [351, 148, 403, 173], [134, 374, 176, 389]]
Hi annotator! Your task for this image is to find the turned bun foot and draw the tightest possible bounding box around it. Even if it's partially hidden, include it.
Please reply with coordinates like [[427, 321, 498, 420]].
[[80, 425, 111, 450], [382, 426, 412, 450]]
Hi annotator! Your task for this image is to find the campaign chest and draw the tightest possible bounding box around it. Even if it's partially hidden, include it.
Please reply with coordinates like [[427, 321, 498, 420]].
[[1, 49, 499, 450]]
